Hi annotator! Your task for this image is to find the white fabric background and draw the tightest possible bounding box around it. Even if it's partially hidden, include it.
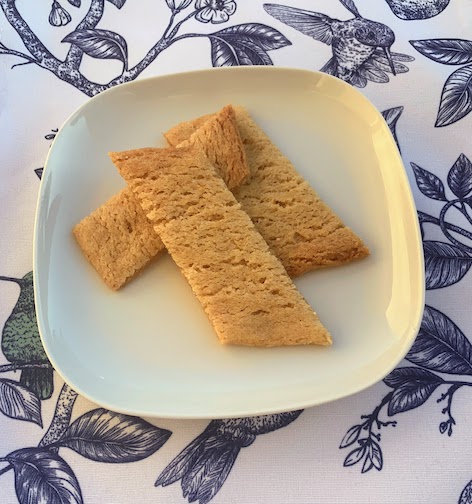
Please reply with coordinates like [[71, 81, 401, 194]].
[[1, 1, 472, 503]]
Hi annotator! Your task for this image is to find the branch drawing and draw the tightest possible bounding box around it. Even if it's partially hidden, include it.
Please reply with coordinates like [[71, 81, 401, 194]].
[[38, 383, 78, 450], [0, 0, 291, 96], [341, 367, 472, 473], [0, 377, 172, 503], [340, 153, 472, 499]]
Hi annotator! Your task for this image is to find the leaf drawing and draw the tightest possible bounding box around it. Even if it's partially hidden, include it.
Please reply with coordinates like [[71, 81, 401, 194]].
[[0, 378, 42, 426], [217, 22, 292, 51], [460, 479, 472, 504], [447, 153, 472, 199], [381, 106, 403, 151], [411, 162, 447, 201], [62, 29, 128, 69], [339, 0, 361, 17], [407, 305, 472, 375], [387, 378, 443, 416], [210, 36, 271, 65], [359, 439, 383, 473], [423, 241, 472, 289], [106, 0, 126, 8], [370, 440, 383, 470], [410, 39, 472, 66], [436, 64, 472, 127], [55, 408, 171, 462], [361, 444, 373, 473], [339, 424, 362, 449], [385, 367, 443, 417], [343, 445, 367, 467], [208, 23, 291, 67], [384, 366, 443, 388], [6, 448, 83, 504], [409, 39, 472, 127], [67, 0, 81, 7]]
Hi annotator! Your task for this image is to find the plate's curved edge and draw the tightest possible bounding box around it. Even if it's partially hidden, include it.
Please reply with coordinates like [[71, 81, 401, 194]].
[[32, 66, 426, 419]]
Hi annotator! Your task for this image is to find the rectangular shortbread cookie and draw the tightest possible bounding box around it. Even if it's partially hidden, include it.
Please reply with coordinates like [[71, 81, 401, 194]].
[[165, 106, 370, 277], [112, 145, 332, 347]]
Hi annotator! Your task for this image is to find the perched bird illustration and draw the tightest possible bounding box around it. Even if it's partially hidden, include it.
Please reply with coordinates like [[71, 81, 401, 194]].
[[264, 0, 413, 87], [1, 272, 53, 399], [156, 411, 303, 504]]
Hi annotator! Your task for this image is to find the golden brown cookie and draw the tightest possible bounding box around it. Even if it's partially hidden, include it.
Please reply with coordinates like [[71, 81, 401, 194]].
[[112, 145, 332, 347], [166, 106, 370, 276], [73, 105, 248, 290]]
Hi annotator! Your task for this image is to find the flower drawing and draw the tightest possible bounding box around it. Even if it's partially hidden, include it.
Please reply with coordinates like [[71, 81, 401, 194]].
[[196, 0, 237, 24]]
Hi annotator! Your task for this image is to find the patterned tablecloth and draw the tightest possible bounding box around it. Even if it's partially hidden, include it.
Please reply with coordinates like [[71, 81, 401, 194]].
[[1, 0, 472, 503]]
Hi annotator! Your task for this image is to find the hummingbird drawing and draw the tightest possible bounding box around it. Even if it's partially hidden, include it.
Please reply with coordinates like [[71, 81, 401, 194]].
[[156, 411, 303, 504], [1, 272, 53, 400], [264, 0, 413, 87]]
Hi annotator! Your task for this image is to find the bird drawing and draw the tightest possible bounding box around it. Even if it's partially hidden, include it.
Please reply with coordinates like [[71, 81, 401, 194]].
[[1, 272, 53, 399], [156, 411, 303, 504], [264, 0, 414, 87]]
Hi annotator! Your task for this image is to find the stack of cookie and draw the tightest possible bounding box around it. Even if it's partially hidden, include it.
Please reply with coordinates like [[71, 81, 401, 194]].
[[73, 105, 369, 347]]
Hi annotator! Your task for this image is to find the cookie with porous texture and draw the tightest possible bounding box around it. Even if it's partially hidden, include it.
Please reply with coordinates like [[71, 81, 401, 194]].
[[165, 106, 370, 276], [112, 145, 332, 347], [73, 105, 248, 290], [164, 113, 212, 147], [177, 107, 247, 189], [73, 189, 165, 291]]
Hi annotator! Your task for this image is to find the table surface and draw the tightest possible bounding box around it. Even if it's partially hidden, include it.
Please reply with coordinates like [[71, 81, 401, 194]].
[[1, 1, 472, 503]]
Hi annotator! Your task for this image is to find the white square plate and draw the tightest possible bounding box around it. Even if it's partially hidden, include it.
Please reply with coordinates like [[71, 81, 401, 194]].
[[34, 67, 424, 418]]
